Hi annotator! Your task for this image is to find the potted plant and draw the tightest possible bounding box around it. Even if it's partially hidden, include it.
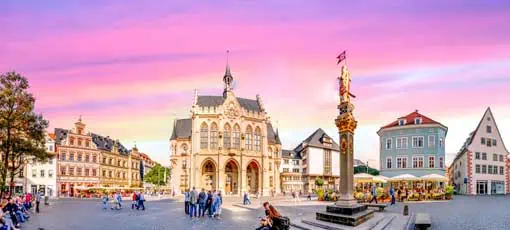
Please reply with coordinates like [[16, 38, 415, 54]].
[[445, 185, 454, 200]]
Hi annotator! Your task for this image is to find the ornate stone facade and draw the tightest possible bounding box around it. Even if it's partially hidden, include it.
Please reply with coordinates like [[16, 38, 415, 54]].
[[169, 65, 282, 196]]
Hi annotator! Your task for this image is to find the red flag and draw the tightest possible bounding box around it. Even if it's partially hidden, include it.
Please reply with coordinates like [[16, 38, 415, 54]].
[[337, 51, 346, 65]]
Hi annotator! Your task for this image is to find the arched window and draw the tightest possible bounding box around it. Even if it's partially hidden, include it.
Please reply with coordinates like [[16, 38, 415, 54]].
[[233, 124, 241, 149], [223, 124, 231, 149], [268, 147, 273, 157], [254, 127, 262, 151], [210, 123, 218, 149], [245, 126, 253, 151], [200, 122, 209, 149], [181, 143, 188, 155]]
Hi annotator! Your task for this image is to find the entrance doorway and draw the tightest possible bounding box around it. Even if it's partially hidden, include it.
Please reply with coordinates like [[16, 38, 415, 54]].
[[201, 160, 216, 191], [476, 180, 488, 195], [225, 160, 239, 195], [246, 161, 260, 194]]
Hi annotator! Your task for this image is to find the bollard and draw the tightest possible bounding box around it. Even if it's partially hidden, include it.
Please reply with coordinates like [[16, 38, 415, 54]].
[[403, 204, 409, 216]]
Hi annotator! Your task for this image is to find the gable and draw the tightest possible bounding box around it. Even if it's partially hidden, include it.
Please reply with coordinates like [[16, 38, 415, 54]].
[[469, 108, 509, 154]]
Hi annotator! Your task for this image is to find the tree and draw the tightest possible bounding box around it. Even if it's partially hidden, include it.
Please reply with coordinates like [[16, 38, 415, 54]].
[[144, 164, 170, 186], [315, 177, 324, 188], [0, 72, 49, 196]]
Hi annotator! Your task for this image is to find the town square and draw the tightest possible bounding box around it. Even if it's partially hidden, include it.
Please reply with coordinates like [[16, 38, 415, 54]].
[[1, 1, 510, 230]]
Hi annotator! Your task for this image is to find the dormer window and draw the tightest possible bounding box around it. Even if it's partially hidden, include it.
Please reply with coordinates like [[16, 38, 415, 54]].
[[414, 117, 422, 125], [398, 119, 406, 126]]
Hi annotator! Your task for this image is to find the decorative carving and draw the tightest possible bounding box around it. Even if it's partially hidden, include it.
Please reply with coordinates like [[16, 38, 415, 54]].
[[225, 102, 240, 119]]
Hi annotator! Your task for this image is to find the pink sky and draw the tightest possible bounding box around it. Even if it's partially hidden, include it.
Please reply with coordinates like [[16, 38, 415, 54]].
[[2, 1, 510, 166]]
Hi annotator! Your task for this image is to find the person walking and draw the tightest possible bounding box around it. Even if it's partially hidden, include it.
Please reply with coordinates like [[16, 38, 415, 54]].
[[102, 193, 109, 210], [131, 192, 138, 209], [205, 191, 213, 217], [214, 191, 223, 219], [189, 187, 198, 218], [137, 192, 146, 211], [246, 192, 251, 205], [389, 186, 396, 205], [35, 192, 41, 213], [370, 185, 378, 204], [116, 191, 122, 209], [243, 192, 247, 205], [184, 190, 190, 215], [198, 189, 207, 217]]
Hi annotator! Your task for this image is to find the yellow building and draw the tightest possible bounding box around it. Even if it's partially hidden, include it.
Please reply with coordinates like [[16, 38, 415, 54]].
[[92, 134, 141, 188], [169, 64, 282, 196]]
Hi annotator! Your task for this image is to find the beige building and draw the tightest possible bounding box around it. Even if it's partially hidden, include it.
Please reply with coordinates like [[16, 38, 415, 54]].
[[169, 65, 282, 196], [55, 118, 141, 197], [280, 150, 304, 193]]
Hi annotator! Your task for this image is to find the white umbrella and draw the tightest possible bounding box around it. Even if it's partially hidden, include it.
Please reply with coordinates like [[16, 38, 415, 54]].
[[421, 174, 447, 181], [389, 174, 419, 181], [373, 175, 389, 183], [354, 173, 374, 180]]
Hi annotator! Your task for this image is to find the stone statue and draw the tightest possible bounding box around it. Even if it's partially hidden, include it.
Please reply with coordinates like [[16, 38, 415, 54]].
[[339, 65, 356, 104]]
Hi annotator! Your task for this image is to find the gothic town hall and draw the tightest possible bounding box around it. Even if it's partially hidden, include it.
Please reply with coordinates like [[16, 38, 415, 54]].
[[169, 64, 282, 196]]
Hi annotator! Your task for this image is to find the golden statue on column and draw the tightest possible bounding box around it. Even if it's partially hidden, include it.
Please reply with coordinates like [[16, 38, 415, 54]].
[[314, 52, 373, 227]]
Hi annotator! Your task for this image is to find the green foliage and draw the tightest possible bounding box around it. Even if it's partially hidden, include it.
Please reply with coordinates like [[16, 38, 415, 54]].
[[445, 185, 454, 195], [353, 165, 379, 176], [315, 178, 324, 187], [0, 72, 49, 195], [144, 164, 170, 186], [315, 188, 324, 201]]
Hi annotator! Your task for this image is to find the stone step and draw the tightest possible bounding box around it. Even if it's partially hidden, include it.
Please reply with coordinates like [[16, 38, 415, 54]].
[[326, 204, 368, 215], [316, 209, 375, 226]]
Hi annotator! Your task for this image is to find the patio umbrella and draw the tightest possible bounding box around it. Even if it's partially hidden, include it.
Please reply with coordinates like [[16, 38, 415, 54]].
[[373, 175, 389, 183], [389, 174, 419, 181], [421, 174, 447, 181], [354, 173, 374, 184]]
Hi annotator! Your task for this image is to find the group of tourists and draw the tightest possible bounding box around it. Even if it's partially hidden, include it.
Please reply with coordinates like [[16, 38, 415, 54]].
[[101, 191, 146, 211], [0, 192, 42, 230], [184, 187, 222, 219]]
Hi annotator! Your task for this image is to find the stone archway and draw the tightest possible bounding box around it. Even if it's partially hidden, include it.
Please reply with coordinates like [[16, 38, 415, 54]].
[[246, 160, 260, 194], [224, 159, 240, 195], [201, 159, 216, 191]]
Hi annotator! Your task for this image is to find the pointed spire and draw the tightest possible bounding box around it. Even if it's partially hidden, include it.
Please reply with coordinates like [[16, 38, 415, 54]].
[[223, 50, 233, 96]]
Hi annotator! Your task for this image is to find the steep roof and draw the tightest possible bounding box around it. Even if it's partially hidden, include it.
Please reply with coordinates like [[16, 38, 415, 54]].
[[170, 118, 192, 140], [48, 133, 56, 140], [451, 107, 509, 165], [196, 95, 262, 112], [293, 128, 339, 153], [282, 149, 301, 159], [91, 133, 129, 155], [267, 123, 281, 145], [379, 110, 446, 131], [54, 128, 69, 145]]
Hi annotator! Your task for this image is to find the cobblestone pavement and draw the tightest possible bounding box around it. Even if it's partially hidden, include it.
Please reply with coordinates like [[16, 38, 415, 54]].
[[384, 195, 510, 230], [23, 195, 510, 230]]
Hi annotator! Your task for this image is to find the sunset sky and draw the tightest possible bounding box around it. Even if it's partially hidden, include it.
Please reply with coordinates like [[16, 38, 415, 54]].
[[2, 1, 510, 166]]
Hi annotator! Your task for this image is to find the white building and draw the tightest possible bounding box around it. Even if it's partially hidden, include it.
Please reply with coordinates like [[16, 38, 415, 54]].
[[26, 133, 58, 197], [284, 128, 340, 193], [280, 150, 304, 193], [451, 107, 509, 195]]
